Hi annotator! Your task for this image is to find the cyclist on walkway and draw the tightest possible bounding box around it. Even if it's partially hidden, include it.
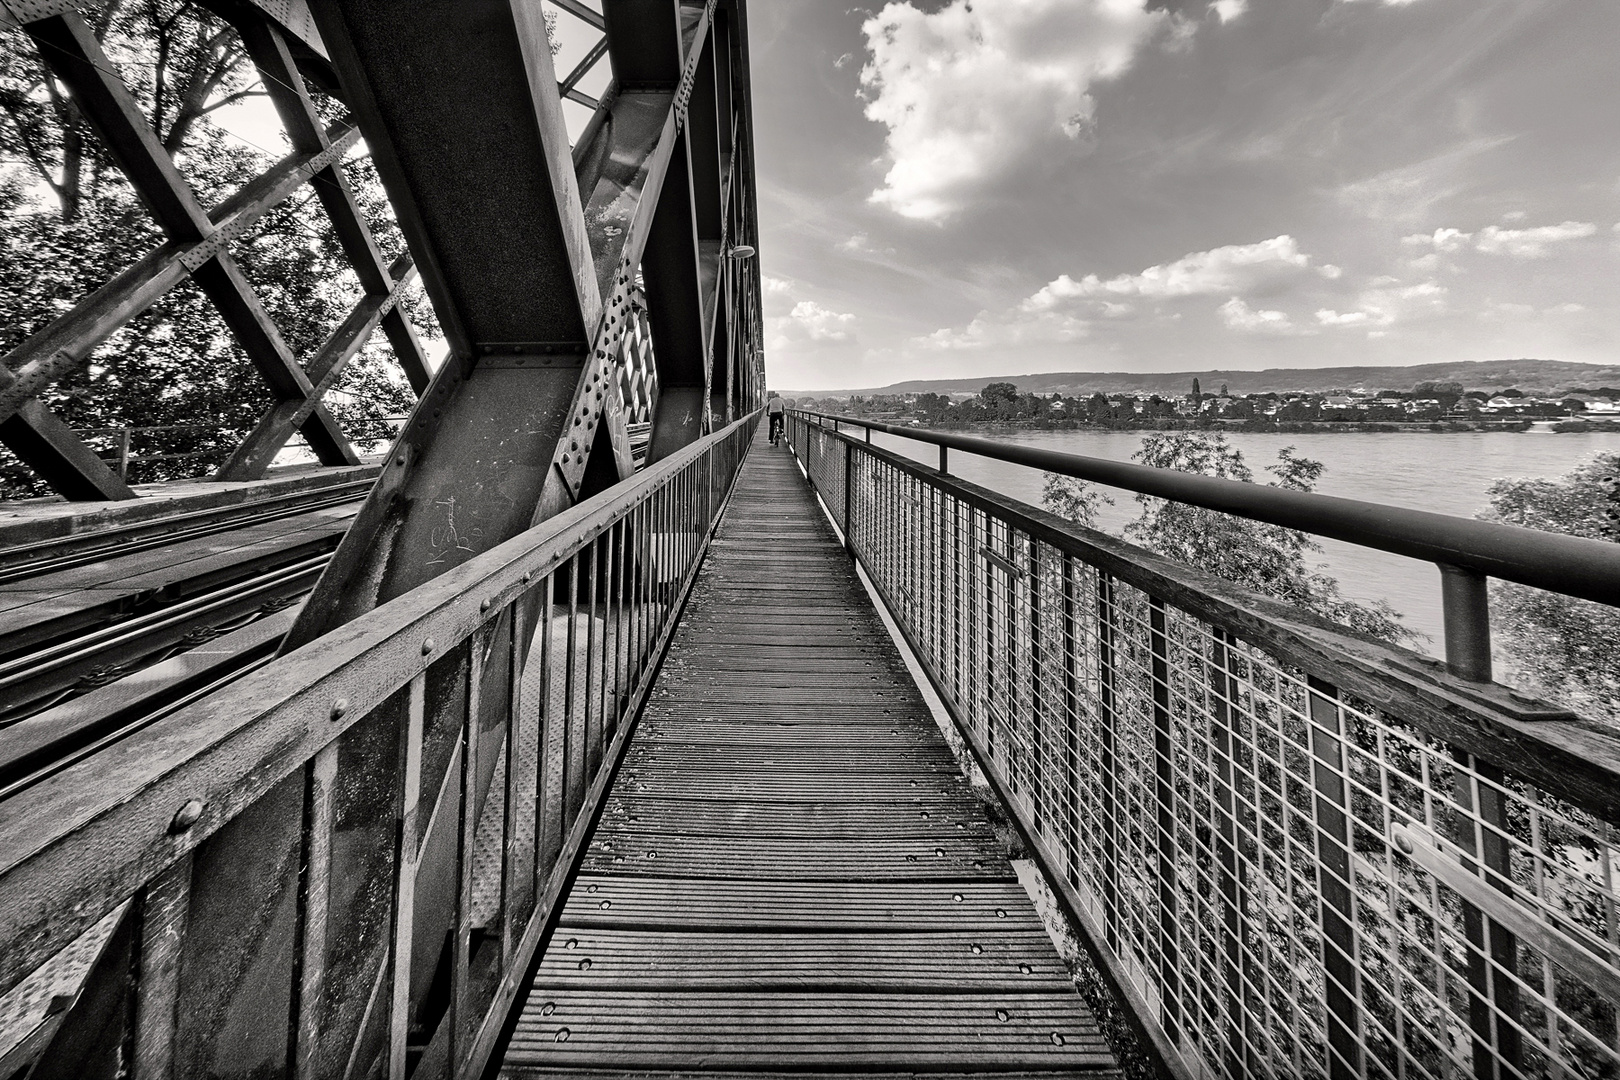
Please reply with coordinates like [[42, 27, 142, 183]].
[[767, 392, 786, 445]]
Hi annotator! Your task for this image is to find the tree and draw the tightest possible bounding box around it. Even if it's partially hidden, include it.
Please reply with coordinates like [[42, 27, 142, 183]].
[[0, 7, 426, 493], [1042, 473, 1112, 528], [1480, 452, 1620, 716], [1042, 432, 1415, 644]]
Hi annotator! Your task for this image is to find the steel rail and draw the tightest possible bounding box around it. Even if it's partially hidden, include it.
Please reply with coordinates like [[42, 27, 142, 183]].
[[797, 410, 1620, 607], [0, 483, 368, 585]]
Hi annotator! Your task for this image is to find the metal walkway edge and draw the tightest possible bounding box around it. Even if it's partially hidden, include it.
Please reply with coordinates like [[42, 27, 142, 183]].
[[500, 428, 1119, 1077]]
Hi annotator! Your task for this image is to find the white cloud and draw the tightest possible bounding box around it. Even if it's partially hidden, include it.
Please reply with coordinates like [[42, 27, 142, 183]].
[[1473, 221, 1596, 258], [1218, 298, 1300, 334], [1211, 0, 1247, 22], [1022, 235, 1325, 309], [763, 276, 793, 295], [859, 0, 1164, 221], [1315, 308, 1374, 326], [1316, 280, 1444, 330], [1403, 221, 1596, 260], [787, 300, 856, 341], [915, 309, 1089, 351], [1402, 227, 1472, 253]]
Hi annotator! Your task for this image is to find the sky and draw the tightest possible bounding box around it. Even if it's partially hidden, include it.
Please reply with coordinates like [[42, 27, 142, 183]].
[[743, 0, 1620, 392]]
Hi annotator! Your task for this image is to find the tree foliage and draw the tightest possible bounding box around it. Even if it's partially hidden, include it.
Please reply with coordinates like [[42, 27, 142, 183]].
[[0, 4, 428, 494], [1480, 451, 1620, 717], [1042, 432, 1416, 645]]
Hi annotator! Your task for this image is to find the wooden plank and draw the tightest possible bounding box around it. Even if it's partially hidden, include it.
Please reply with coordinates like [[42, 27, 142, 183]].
[[530, 930, 1073, 991], [503, 428, 1115, 1076], [505, 991, 1112, 1070]]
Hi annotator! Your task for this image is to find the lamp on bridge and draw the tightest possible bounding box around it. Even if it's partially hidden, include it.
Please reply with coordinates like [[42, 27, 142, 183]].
[[726, 243, 756, 260]]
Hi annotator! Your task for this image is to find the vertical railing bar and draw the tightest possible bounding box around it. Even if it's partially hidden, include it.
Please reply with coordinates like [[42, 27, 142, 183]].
[[584, 536, 601, 779], [1307, 676, 1361, 1080], [1030, 536, 1045, 836], [1062, 555, 1080, 882], [502, 595, 531, 968], [1148, 596, 1181, 1045], [1209, 628, 1246, 1078], [388, 670, 427, 1080], [536, 571, 558, 876], [134, 852, 192, 1080], [564, 553, 581, 820], [449, 629, 485, 1075], [291, 746, 336, 1080]]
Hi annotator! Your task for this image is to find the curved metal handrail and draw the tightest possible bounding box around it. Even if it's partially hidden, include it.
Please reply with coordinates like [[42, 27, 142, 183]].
[[795, 411, 1620, 603]]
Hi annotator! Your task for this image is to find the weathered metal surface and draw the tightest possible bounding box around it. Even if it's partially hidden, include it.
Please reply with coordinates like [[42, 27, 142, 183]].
[[503, 430, 1113, 1076]]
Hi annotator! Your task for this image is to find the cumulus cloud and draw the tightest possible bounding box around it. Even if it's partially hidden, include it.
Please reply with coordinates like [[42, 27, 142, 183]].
[[915, 309, 1089, 351], [762, 276, 793, 295], [787, 300, 856, 341], [1211, 0, 1247, 23], [1218, 298, 1299, 333], [1474, 221, 1597, 258], [1402, 221, 1596, 260], [1315, 280, 1444, 330], [1401, 227, 1472, 253], [1021, 235, 1327, 310], [859, 0, 1164, 221]]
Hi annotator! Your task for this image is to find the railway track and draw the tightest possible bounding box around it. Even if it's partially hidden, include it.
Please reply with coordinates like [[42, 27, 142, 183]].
[[0, 485, 367, 799]]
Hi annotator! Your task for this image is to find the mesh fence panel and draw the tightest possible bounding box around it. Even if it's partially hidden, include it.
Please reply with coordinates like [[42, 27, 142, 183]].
[[791, 417, 1620, 1080]]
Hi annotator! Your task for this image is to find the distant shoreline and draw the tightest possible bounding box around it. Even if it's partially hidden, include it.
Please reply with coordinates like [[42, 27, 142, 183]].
[[855, 417, 1620, 435]]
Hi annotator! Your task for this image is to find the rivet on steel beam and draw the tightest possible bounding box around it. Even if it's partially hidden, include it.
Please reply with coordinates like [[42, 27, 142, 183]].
[[480, 598, 492, 613], [421, 638, 435, 655], [523, 571, 533, 582], [330, 698, 349, 722], [169, 799, 205, 834]]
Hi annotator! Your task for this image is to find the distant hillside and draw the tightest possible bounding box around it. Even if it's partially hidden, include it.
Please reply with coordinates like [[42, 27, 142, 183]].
[[789, 359, 1620, 399]]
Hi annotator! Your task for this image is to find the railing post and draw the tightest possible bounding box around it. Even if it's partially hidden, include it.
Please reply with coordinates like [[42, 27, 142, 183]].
[[1096, 573, 1120, 953], [1208, 630, 1247, 1078], [1147, 597, 1181, 1044], [1061, 555, 1079, 880], [1307, 676, 1360, 1080], [1438, 563, 1522, 1078], [1440, 563, 1492, 682], [842, 440, 855, 556], [133, 853, 192, 1080], [1028, 538, 1045, 837], [116, 427, 132, 482], [938, 444, 948, 474]]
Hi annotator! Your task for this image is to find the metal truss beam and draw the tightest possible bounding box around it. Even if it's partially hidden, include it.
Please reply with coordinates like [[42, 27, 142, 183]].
[[0, 2, 441, 497]]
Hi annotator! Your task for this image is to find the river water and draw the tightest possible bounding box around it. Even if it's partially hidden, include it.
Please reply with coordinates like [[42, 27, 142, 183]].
[[864, 428, 1620, 657]]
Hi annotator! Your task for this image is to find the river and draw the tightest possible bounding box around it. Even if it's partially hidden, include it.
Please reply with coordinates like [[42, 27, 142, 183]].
[[863, 427, 1620, 657]]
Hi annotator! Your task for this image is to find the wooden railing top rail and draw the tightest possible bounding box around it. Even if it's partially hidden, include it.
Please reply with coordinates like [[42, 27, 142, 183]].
[[0, 411, 760, 999]]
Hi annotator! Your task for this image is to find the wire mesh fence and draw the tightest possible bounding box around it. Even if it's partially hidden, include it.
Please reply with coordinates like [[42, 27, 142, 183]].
[[788, 412, 1620, 1080]]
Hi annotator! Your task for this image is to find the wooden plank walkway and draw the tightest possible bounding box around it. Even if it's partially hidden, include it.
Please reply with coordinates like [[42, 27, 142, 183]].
[[502, 429, 1117, 1077]]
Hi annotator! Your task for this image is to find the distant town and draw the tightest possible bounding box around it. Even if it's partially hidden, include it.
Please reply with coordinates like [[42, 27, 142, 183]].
[[788, 378, 1620, 432]]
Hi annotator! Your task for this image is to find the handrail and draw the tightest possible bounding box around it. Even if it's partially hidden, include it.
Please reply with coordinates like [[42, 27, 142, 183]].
[[796, 408, 1619, 683], [0, 411, 761, 1077], [783, 410, 1620, 1080], [795, 411, 1620, 607]]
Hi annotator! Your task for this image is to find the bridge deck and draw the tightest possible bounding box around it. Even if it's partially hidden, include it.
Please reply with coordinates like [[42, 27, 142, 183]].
[[501, 432, 1118, 1077]]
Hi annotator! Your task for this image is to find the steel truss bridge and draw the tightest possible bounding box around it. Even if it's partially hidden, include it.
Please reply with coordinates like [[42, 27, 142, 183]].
[[0, 2, 1618, 1078]]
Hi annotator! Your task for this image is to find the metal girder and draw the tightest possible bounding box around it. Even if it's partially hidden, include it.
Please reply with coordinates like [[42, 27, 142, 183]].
[[290, 0, 728, 645], [0, 7, 409, 498]]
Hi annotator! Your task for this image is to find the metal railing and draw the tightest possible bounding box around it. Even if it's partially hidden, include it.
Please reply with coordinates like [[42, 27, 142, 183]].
[[0, 412, 759, 1079], [788, 410, 1620, 1080]]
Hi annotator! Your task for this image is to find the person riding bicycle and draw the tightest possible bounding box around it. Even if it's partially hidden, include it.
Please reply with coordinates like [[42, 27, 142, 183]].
[[767, 393, 786, 444]]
